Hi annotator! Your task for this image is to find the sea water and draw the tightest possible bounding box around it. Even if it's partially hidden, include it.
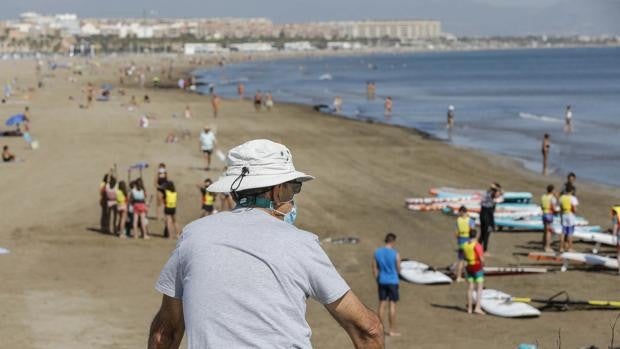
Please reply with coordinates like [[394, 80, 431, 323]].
[[194, 47, 620, 187]]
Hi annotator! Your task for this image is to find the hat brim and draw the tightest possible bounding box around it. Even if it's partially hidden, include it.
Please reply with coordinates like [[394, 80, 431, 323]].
[[208, 171, 314, 193]]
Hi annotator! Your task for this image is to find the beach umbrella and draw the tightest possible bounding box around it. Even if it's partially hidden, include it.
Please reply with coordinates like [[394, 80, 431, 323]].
[[128, 162, 149, 182], [5, 114, 25, 126]]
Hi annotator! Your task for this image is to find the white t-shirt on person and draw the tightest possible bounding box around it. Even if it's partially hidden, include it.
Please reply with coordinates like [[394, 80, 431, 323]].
[[199, 131, 215, 151], [156, 208, 350, 349]]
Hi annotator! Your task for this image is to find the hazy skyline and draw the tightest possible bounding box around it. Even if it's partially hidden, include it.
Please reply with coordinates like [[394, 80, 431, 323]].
[[1, 0, 619, 36]]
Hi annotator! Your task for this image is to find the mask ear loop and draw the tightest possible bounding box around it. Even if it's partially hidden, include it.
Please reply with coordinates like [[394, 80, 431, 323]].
[[230, 166, 249, 202]]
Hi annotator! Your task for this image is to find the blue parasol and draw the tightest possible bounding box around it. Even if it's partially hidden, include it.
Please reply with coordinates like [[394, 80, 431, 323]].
[[5, 114, 25, 126]]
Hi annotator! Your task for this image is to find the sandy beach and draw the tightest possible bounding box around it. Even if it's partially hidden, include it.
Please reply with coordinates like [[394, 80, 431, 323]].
[[1, 55, 619, 348]]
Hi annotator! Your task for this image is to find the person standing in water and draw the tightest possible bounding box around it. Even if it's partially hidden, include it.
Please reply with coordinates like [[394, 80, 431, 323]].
[[446, 105, 455, 130], [564, 105, 573, 133], [542, 133, 551, 175], [384, 97, 392, 117], [237, 83, 245, 99]]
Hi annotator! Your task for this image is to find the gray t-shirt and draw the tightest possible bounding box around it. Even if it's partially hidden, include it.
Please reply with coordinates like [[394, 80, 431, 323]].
[[156, 208, 350, 348]]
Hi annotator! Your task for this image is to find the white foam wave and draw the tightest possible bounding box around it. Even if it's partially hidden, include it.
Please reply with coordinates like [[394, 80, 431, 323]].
[[518, 112, 562, 123]]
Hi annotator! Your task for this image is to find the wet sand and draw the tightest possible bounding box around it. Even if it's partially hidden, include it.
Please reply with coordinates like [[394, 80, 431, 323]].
[[0, 56, 619, 348]]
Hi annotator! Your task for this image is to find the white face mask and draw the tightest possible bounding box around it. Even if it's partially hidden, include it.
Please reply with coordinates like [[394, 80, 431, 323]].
[[271, 199, 297, 225]]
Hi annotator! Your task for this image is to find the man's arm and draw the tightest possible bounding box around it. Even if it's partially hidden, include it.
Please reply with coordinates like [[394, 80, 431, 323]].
[[325, 291, 384, 349], [396, 253, 401, 274], [148, 295, 185, 349], [371, 258, 378, 279]]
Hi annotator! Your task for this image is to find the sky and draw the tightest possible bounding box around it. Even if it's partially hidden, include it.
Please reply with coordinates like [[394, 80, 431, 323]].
[[1, 0, 619, 36]]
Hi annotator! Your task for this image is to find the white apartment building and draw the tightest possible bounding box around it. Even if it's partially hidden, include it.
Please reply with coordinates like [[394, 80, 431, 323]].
[[343, 20, 441, 40]]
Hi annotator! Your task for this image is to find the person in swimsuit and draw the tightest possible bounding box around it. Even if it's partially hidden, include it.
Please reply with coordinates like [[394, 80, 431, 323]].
[[131, 178, 150, 239], [211, 94, 221, 118], [237, 83, 245, 99], [384, 97, 392, 117], [104, 176, 118, 234], [541, 133, 550, 175], [446, 105, 455, 130], [254, 91, 262, 112], [564, 105, 573, 133], [154, 163, 168, 220], [163, 181, 180, 239], [2, 145, 15, 162], [116, 180, 129, 238]]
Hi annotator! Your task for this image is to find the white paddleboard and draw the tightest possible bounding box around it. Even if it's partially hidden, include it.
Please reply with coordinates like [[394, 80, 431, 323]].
[[400, 260, 452, 285], [475, 289, 541, 318], [561, 252, 618, 269], [555, 230, 616, 246], [0, 247, 10, 255]]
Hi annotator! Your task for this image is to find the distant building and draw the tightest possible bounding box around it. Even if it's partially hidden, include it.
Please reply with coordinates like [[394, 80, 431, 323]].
[[184, 43, 227, 55], [229, 42, 274, 52], [283, 41, 315, 51], [326, 41, 365, 50], [343, 20, 441, 40]]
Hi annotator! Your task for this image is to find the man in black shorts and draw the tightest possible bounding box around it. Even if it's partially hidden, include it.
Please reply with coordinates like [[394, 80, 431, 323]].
[[372, 233, 401, 336]]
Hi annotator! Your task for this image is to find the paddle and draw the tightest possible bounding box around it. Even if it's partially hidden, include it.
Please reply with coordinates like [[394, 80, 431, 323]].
[[497, 291, 620, 310]]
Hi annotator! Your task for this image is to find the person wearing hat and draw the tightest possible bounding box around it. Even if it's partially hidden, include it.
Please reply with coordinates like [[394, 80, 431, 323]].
[[150, 139, 384, 348], [479, 182, 503, 253], [446, 105, 455, 130], [198, 126, 216, 171]]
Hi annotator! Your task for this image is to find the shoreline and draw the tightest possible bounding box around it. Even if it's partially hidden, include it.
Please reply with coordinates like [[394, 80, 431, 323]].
[[1, 54, 620, 348], [187, 46, 620, 189]]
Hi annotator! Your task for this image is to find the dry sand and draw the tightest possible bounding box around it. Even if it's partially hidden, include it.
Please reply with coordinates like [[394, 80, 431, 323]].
[[0, 55, 619, 348]]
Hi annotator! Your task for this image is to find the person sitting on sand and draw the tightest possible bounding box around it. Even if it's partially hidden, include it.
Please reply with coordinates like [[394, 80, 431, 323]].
[[372, 233, 401, 336], [454, 206, 476, 282], [463, 231, 486, 315], [2, 145, 15, 162], [163, 181, 180, 239], [130, 178, 150, 239], [199, 178, 216, 217], [184, 105, 192, 119], [559, 185, 578, 252]]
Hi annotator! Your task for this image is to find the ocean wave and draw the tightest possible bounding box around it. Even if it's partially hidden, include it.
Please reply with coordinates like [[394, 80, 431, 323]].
[[518, 112, 562, 123]]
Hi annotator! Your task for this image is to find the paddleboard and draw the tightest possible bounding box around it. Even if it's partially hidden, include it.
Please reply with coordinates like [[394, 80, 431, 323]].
[[431, 188, 532, 203], [400, 260, 453, 285], [561, 252, 618, 269], [483, 266, 548, 276], [405, 195, 476, 205], [496, 217, 590, 231], [475, 289, 541, 318], [553, 227, 613, 245], [0, 247, 9, 255]]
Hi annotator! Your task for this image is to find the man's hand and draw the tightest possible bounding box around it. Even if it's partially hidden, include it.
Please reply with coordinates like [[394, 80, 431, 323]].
[[148, 295, 185, 349], [325, 291, 384, 349]]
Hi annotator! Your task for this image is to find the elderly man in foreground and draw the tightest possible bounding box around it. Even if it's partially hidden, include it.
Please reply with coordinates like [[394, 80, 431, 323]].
[[149, 139, 384, 349]]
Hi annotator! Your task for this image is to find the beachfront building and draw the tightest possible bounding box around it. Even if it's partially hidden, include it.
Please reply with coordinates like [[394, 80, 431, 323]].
[[326, 42, 365, 50], [229, 42, 274, 52], [283, 41, 316, 51], [342, 20, 441, 40], [184, 43, 228, 55]]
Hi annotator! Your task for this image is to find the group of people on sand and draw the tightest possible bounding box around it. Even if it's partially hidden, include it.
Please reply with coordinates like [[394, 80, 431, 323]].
[[99, 172, 153, 239]]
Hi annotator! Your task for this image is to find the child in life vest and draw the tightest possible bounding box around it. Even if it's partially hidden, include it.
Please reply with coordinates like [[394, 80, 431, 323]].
[[454, 205, 476, 282], [463, 231, 485, 315], [164, 181, 180, 239]]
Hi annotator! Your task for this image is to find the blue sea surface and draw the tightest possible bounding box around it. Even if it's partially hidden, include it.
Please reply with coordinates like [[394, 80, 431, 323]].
[[194, 47, 620, 187]]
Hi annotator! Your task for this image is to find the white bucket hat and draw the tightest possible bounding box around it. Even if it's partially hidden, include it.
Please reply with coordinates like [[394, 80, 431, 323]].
[[208, 139, 314, 193]]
